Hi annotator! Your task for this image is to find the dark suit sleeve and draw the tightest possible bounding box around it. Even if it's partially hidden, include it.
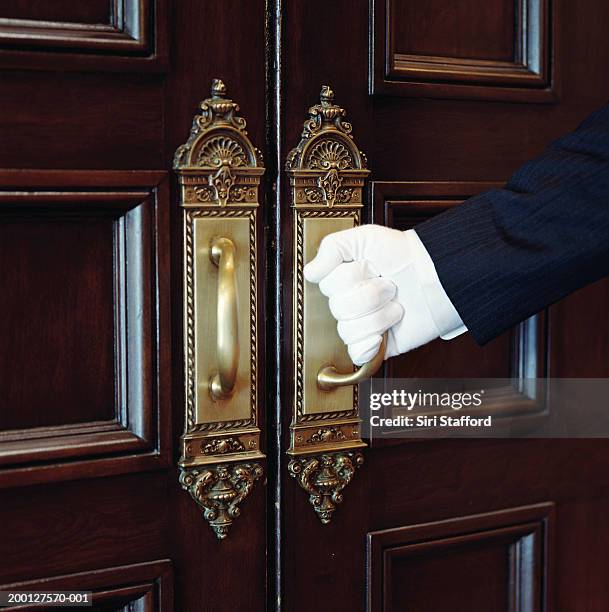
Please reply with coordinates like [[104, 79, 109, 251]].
[[415, 103, 609, 345]]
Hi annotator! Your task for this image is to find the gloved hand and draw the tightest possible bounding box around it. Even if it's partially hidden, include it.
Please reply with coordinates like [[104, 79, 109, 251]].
[[303, 225, 448, 365]]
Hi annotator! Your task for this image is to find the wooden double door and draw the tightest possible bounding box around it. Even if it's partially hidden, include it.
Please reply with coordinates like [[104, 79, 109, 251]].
[[2, 1, 609, 610]]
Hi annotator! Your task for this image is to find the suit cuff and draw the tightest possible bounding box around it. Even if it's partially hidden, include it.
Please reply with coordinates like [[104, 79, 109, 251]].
[[407, 229, 468, 340]]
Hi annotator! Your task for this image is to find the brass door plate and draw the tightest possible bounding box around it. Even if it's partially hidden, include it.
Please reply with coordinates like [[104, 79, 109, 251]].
[[189, 214, 255, 430], [174, 80, 264, 539], [286, 86, 370, 523], [292, 212, 366, 454]]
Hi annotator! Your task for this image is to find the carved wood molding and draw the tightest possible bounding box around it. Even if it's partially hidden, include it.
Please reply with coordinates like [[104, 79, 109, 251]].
[[367, 503, 555, 611], [0, 170, 171, 488], [0, 0, 167, 72], [0, 560, 173, 610], [370, 0, 558, 102]]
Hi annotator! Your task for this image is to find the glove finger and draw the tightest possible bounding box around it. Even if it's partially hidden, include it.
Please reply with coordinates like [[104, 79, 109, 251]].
[[337, 300, 404, 345], [303, 234, 346, 283], [317, 225, 369, 259], [304, 225, 388, 283], [329, 277, 396, 320], [348, 335, 383, 366], [318, 260, 376, 297]]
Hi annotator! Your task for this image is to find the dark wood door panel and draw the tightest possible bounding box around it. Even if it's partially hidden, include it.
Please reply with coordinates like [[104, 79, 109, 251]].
[[283, 438, 609, 611], [0, 0, 167, 72], [0, 559, 173, 611], [0, 170, 171, 484], [367, 503, 553, 611], [0, 2, 270, 610], [0, 72, 164, 169], [365, 487, 609, 610], [549, 277, 609, 377], [0, 472, 170, 583], [372, 0, 554, 100], [280, 0, 609, 611], [0, 1, 112, 25], [0, 213, 115, 429], [390, 0, 517, 62], [283, 1, 609, 185], [364, 436, 609, 536]]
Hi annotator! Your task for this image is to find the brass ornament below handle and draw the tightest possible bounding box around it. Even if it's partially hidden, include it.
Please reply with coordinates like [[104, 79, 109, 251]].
[[180, 462, 263, 539], [317, 332, 387, 391], [288, 451, 364, 524], [209, 236, 239, 401]]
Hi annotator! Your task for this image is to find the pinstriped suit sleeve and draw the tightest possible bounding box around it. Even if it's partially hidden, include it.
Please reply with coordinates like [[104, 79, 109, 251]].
[[415, 103, 609, 345]]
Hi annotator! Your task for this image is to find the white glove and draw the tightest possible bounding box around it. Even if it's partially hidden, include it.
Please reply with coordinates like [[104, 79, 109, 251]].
[[303, 225, 466, 365]]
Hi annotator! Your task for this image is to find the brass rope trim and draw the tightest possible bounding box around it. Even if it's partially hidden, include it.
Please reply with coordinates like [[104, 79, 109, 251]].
[[184, 208, 258, 432], [294, 209, 361, 423]]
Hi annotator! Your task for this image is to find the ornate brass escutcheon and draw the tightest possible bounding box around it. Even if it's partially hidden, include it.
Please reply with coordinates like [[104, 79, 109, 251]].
[[179, 463, 263, 539], [286, 85, 373, 524], [288, 451, 364, 524], [174, 79, 264, 539]]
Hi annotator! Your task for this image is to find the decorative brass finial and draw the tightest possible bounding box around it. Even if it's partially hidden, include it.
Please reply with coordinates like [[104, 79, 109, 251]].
[[286, 84, 360, 173], [173, 79, 263, 171], [211, 78, 227, 99], [320, 85, 334, 105], [309, 85, 348, 128]]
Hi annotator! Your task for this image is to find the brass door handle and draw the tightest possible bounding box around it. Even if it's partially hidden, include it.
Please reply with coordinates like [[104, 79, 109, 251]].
[[176, 80, 265, 539], [287, 85, 371, 524], [317, 332, 387, 391], [209, 236, 239, 400]]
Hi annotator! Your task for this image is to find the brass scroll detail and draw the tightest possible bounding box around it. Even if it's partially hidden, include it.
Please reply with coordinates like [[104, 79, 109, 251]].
[[317, 332, 387, 391], [288, 452, 364, 524], [174, 79, 264, 539], [180, 463, 263, 540], [286, 85, 371, 523], [209, 236, 239, 401]]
